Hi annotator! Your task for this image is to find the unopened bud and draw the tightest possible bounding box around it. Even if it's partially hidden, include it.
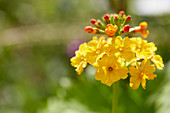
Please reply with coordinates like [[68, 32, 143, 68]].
[[91, 19, 96, 25], [140, 22, 148, 29], [84, 26, 93, 33], [92, 28, 99, 34], [119, 11, 125, 15], [95, 20, 105, 30], [96, 20, 101, 25], [114, 15, 118, 20], [126, 15, 131, 23], [123, 25, 130, 32], [104, 14, 110, 23]]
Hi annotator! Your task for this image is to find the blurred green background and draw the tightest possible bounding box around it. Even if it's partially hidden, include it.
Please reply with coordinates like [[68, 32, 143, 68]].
[[0, 0, 169, 113]]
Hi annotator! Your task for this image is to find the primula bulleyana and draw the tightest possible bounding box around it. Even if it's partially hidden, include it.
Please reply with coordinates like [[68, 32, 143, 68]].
[[70, 11, 164, 89]]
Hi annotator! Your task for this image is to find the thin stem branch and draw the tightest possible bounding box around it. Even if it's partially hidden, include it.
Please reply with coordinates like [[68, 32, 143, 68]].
[[112, 81, 119, 113]]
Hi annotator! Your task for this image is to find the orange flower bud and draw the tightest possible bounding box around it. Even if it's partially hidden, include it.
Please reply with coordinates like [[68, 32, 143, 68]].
[[133, 22, 149, 38], [140, 22, 148, 29], [105, 24, 118, 37], [84, 26, 93, 33], [140, 29, 149, 38]]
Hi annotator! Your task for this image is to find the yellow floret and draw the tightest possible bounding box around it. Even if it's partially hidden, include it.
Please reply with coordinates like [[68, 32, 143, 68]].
[[151, 55, 164, 70], [129, 59, 157, 89], [84, 36, 108, 65], [70, 43, 87, 74], [94, 54, 128, 86]]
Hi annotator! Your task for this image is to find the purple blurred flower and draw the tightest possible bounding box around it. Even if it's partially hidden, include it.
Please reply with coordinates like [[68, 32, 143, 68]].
[[66, 39, 84, 57]]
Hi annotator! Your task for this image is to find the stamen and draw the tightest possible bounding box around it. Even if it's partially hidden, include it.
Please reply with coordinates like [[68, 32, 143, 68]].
[[108, 67, 113, 71]]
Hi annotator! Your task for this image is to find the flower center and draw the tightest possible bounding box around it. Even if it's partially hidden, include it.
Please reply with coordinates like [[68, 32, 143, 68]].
[[81, 57, 84, 60], [96, 50, 100, 54], [139, 72, 144, 78], [119, 48, 123, 52], [108, 67, 113, 71]]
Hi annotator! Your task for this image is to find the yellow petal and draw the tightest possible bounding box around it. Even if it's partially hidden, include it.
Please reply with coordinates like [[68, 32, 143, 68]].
[[129, 66, 140, 77], [117, 67, 128, 79], [70, 56, 82, 67], [147, 74, 157, 80], [122, 50, 135, 62], [75, 61, 86, 75], [141, 78, 146, 89], [147, 42, 157, 52], [79, 43, 87, 52], [151, 55, 164, 70], [130, 77, 140, 89], [123, 37, 131, 47]]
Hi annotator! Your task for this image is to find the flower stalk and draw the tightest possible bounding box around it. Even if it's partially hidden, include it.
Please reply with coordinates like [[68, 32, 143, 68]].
[[112, 82, 118, 113]]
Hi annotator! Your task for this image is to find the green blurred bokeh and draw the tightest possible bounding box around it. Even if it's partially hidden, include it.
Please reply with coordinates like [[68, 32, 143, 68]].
[[0, 0, 169, 113]]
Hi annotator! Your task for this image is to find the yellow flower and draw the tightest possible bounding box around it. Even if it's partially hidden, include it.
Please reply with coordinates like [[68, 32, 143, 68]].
[[129, 59, 157, 89], [70, 43, 87, 74], [115, 36, 135, 62], [106, 36, 135, 62], [94, 54, 128, 86], [146, 43, 164, 69], [131, 37, 155, 59], [84, 36, 107, 65], [130, 37, 164, 69]]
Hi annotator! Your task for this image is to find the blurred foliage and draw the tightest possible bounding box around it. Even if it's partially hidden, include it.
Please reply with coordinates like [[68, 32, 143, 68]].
[[0, 0, 169, 113]]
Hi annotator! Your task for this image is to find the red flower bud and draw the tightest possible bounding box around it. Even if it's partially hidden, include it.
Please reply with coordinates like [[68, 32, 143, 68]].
[[84, 26, 93, 33], [104, 14, 110, 23], [91, 19, 96, 25], [126, 15, 131, 22], [104, 14, 110, 20], [123, 25, 130, 32], [119, 11, 125, 15], [114, 15, 118, 20], [96, 21, 101, 25]]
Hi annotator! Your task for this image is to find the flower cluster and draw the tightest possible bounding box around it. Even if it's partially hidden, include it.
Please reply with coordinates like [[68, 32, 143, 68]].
[[70, 11, 164, 89], [84, 11, 149, 38]]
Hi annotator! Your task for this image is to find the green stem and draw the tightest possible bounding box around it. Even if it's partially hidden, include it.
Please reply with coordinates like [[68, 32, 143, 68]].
[[112, 81, 119, 113], [126, 60, 136, 67]]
